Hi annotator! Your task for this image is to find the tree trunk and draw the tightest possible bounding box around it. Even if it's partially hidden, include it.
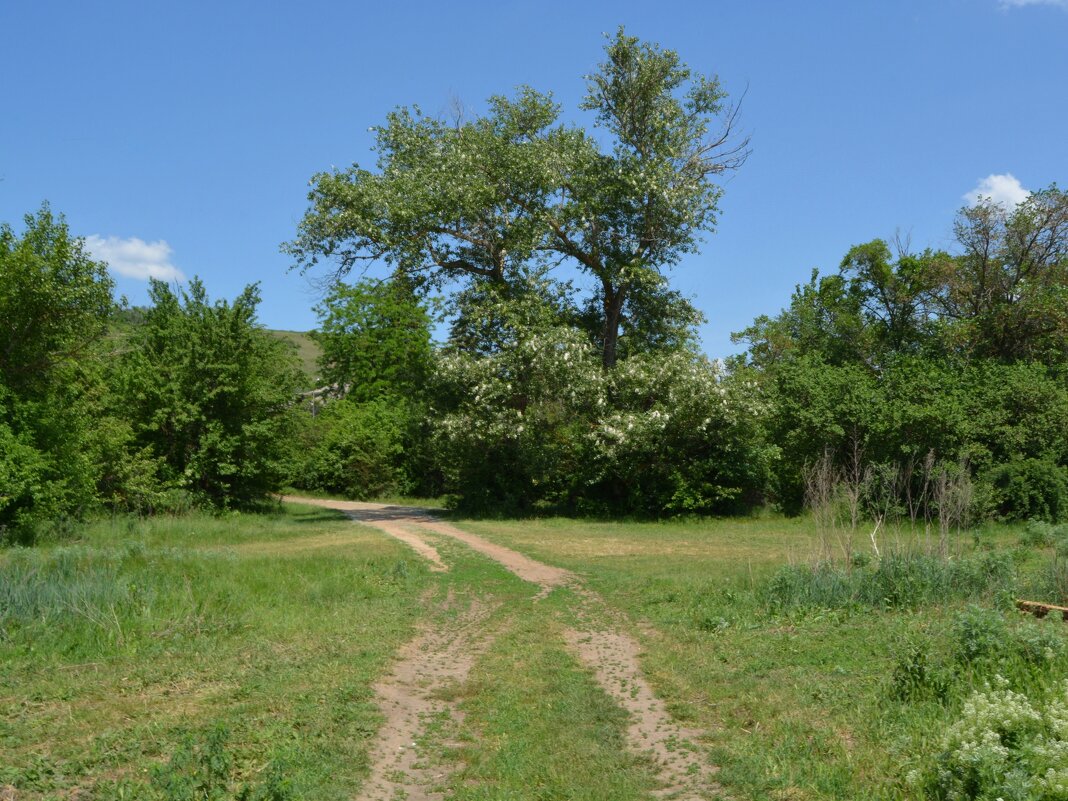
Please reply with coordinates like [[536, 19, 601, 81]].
[[601, 283, 626, 369]]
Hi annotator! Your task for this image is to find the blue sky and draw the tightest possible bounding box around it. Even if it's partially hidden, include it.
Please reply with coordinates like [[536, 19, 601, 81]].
[[2, 0, 1066, 358]]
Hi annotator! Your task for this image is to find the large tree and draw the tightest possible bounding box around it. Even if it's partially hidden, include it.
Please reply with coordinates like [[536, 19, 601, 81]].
[[286, 28, 747, 367], [932, 185, 1068, 364]]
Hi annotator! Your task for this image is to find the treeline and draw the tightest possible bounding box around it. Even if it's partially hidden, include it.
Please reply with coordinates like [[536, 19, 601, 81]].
[[289, 185, 1068, 522], [3, 27, 1066, 538], [3, 187, 1067, 542], [0, 206, 303, 544], [280, 29, 1068, 523], [737, 186, 1068, 519]]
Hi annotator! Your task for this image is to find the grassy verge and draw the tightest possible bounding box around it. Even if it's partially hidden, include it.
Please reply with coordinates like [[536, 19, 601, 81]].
[[0, 504, 430, 799]]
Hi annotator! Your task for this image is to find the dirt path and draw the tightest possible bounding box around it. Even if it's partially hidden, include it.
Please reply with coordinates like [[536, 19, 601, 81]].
[[282, 496, 720, 799], [281, 496, 448, 571], [361, 592, 494, 801], [564, 613, 719, 799]]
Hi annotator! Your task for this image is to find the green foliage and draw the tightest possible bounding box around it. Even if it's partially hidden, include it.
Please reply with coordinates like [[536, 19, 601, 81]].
[[1022, 520, 1068, 548], [756, 352, 1068, 515], [890, 637, 951, 702], [736, 188, 1068, 521], [290, 398, 412, 499], [585, 352, 773, 515], [0, 206, 117, 540], [0, 204, 114, 396], [911, 677, 1068, 801], [987, 458, 1068, 523], [312, 277, 432, 403], [287, 28, 745, 367], [763, 550, 1016, 612], [0, 410, 52, 542], [937, 185, 1068, 365], [432, 321, 600, 512], [118, 279, 303, 509], [431, 298, 771, 515]]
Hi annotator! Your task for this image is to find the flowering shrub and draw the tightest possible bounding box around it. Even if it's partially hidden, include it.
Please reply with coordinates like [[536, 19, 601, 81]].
[[430, 324, 603, 512], [586, 352, 775, 515], [913, 677, 1068, 800], [430, 328, 774, 514]]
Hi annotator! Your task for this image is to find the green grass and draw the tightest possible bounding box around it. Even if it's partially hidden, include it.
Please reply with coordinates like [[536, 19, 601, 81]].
[[0, 505, 430, 799], [454, 517, 1065, 800], [266, 329, 321, 387], [415, 539, 663, 800], [5, 507, 1065, 800], [0, 507, 663, 799]]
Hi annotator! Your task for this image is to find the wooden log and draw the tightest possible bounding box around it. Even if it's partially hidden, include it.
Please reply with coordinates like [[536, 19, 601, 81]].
[[1016, 599, 1068, 621]]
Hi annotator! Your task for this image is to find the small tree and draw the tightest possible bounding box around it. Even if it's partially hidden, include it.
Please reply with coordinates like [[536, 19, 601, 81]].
[[119, 279, 303, 508], [0, 205, 115, 540]]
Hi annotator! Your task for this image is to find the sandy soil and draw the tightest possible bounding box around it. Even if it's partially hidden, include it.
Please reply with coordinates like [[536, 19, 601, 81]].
[[361, 592, 495, 801]]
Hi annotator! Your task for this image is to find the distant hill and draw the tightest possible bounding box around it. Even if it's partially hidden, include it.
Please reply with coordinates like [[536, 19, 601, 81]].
[[267, 329, 322, 388]]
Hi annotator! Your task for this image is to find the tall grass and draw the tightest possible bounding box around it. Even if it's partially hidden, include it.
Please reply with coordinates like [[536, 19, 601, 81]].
[[0, 541, 243, 657], [762, 549, 1016, 612], [1, 506, 431, 799]]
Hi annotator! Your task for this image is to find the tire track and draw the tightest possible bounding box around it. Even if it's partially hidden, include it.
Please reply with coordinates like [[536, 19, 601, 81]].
[[361, 593, 494, 801], [283, 496, 722, 799]]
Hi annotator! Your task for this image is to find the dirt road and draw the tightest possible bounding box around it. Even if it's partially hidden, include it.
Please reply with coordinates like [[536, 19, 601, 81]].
[[281, 496, 721, 800]]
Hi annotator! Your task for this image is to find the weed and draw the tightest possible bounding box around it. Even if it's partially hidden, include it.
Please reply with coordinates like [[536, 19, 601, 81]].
[[890, 637, 949, 702], [85, 728, 296, 801], [1021, 518, 1068, 548]]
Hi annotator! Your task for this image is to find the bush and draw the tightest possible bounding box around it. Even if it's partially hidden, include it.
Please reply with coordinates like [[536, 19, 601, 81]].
[[291, 398, 412, 499], [118, 279, 303, 509], [953, 606, 1012, 663], [0, 417, 51, 543], [431, 326, 773, 515], [911, 676, 1068, 800], [890, 637, 950, 701], [431, 324, 603, 513], [0, 207, 117, 540], [1022, 519, 1066, 548], [584, 352, 774, 516], [986, 458, 1068, 523]]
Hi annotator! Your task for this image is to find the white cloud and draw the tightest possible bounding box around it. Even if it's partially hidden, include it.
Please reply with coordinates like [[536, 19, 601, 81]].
[[85, 234, 185, 281], [1000, 0, 1068, 8], [963, 173, 1031, 209]]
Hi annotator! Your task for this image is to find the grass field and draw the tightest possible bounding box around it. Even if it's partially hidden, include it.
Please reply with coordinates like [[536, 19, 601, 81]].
[[3, 507, 1066, 800]]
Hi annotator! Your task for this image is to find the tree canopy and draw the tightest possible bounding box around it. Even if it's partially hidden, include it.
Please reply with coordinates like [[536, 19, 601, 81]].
[[118, 279, 304, 508], [286, 28, 747, 367]]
